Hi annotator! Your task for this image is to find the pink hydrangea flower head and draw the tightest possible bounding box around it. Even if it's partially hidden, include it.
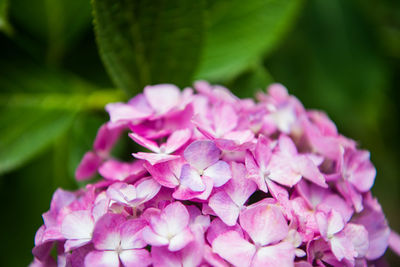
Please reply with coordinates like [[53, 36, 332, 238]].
[[31, 82, 400, 266]]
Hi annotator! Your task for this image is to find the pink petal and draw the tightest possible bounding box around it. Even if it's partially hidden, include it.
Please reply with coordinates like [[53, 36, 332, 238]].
[[132, 152, 180, 165], [135, 177, 161, 203], [151, 246, 181, 267], [144, 161, 180, 188], [75, 151, 101, 181], [251, 242, 295, 267], [180, 164, 206, 192], [213, 104, 238, 137], [119, 249, 152, 267], [163, 128, 192, 154], [129, 132, 160, 152], [389, 231, 400, 257], [342, 223, 369, 258], [212, 230, 256, 267], [144, 84, 180, 114], [239, 203, 288, 246], [277, 134, 298, 156], [120, 219, 147, 250], [254, 135, 272, 171], [142, 226, 169, 246], [294, 156, 327, 188], [92, 213, 126, 250], [184, 140, 221, 171], [209, 191, 240, 226], [64, 239, 91, 252], [106, 102, 151, 123], [268, 154, 302, 187], [93, 123, 122, 153], [99, 159, 145, 181], [61, 210, 94, 240], [316, 210, 344, 239], [203, 160, 232, 187], [168, 228, 194, 251], [161, 202, 190, 236], [225, 162, 257, 207], [84, 251, 119, 267], [206, 218, 243, 245]]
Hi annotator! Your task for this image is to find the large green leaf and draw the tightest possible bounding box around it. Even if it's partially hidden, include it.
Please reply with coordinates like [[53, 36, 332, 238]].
[[9, 0, 92, 63], [0, 61, 122, 174], [195, 0, 303, 82], [92, 0, 205, 95], [0, 0, 13, 35]]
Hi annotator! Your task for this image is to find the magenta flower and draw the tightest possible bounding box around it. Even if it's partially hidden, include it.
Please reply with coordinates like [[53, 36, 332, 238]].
[[85, 213, 151, 267], [31, 82, 400, 266]]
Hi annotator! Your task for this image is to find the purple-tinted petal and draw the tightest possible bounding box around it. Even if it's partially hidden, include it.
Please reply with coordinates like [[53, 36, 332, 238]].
[[239, 203, 288, 246], [268, 154, 302, 187], [252, 242, 295, 267], [132, 152, 179, 165], [180, 164, 206, 192], [184, 140, 221, 171], [92, 213, 125, 250], [144, 84, 180, 114], [212, 230, 256, 267], [294, 156, 327, 188], [84, 251, 119, 267], [203, 160, 232, 187], [209, 191, 240, 226], [119, 249, 152, 267], [135, 177, 161, 203], [342, 223, 369, 258], [163, 128, 191, 154], [75, 152, 101, 181], [389, 231, 400, 257]]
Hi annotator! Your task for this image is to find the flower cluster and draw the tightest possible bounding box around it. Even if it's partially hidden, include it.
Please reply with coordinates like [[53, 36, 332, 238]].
[[32, 82, 399, 267]]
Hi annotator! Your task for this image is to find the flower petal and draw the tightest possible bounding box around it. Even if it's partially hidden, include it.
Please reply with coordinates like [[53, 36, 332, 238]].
[[212, 230, 256, 267], [184, 140, 221, 171], [251, 242, 295, 267], [239, 203, 288, 246], [119, 249, 152, 267], [209, 191, 240, 226], [84, 251, 119, 267], [203, 160, 232, 187], [180, 164, 206, 192], [92, 213, 125, 250]]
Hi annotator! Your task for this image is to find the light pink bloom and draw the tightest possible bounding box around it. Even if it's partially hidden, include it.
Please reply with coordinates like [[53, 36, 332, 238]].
[[130, 128, 191, 165], [85, 214, 151, 267], [142, 202, 194, 251], [213, 202, 295, 267], [316, 210, 369, 264], [106, 178, 161, 208], [99, 159, 145, 181], [209, 162, 257, 226], [179, 140, 232, 197]]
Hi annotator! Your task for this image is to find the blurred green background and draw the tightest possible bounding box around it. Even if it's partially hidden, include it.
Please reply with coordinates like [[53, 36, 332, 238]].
[[0, 0, 399, 265]]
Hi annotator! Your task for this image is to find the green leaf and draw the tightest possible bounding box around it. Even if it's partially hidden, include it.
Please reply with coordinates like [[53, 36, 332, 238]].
[[92, 0, 205, 95], [10, 0, 92, 63], [0, 0, 13, 35], [0, 107, 75, 174], [0, 61, 123, 174], [227, 64, 274, 98], [195, 0, 303, 82]]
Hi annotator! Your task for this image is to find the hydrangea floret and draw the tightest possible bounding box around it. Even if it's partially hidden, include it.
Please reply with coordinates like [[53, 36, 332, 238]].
[[31, 82, 400, 267]]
